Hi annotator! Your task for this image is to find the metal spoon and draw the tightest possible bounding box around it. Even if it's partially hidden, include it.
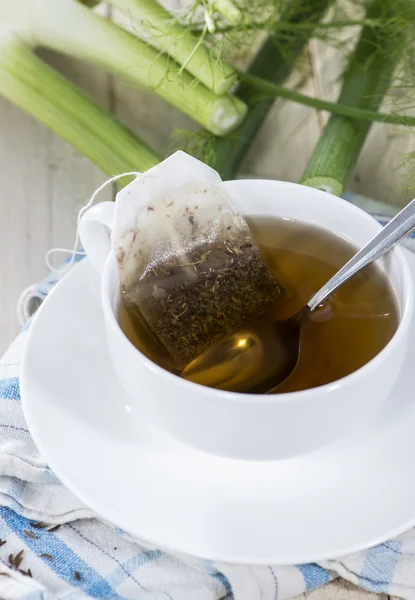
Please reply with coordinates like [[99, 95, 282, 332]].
[[182, 197, 415, 393]]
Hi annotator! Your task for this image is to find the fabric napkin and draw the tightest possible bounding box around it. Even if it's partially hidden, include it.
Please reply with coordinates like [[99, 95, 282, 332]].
[[1, 194, 415, 600]]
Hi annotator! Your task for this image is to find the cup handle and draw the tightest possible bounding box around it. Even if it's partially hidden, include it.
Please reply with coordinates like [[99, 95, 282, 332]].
[[78, 201, 115, 274]]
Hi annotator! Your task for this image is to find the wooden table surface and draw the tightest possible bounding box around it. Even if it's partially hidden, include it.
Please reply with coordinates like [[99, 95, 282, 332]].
[[0, 10, 413, 598]]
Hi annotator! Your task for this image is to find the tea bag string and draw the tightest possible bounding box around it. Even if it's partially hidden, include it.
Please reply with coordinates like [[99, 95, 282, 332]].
[[17, 171, 138, 327], [45, 171, 141, 274]]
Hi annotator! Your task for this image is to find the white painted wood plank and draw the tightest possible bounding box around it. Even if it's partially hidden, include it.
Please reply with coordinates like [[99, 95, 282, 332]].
[[0, 53, 111, 355], [348, 121, 415, 207], [38, 51, 113, 249], [0, 97, 52, 355]]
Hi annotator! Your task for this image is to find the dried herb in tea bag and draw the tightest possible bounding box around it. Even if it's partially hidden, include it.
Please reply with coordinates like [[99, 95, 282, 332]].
[[112, 151, 281, 370]]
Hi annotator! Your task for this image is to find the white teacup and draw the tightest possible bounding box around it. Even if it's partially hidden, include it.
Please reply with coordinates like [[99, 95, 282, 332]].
[[79, 180, 414, 460]]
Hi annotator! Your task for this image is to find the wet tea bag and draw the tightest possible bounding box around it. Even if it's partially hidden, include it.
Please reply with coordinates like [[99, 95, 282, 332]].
[[112, 151, 281, 369]]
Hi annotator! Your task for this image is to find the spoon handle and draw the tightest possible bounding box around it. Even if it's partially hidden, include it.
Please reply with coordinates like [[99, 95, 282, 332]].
[[308, 197, 415, 312]]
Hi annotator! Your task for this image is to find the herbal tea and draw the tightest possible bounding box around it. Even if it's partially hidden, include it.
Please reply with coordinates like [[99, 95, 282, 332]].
[[118, 216, 398, 394]]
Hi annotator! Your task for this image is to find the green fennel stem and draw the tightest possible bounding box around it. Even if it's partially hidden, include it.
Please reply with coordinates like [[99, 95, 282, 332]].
[[0, 40, 160, 176], [106, 0, 237, 94], [301, 0, 398, 196], [32, 0, 246, 135], [239, 72, 415, 128], [212, 0, 332, 180]]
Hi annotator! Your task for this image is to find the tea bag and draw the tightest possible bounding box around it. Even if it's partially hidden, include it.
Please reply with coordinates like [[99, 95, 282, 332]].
[[112, 151, 281, 369]]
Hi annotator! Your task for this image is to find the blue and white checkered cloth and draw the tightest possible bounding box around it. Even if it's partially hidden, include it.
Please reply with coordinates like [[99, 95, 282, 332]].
[[1, 194, 415, 600]]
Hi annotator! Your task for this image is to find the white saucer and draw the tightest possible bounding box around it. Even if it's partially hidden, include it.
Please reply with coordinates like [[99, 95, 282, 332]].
[[21, 253, 415, 565]]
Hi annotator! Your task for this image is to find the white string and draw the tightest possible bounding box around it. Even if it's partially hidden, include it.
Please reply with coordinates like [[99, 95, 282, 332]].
[[45, 171, 140, 273]]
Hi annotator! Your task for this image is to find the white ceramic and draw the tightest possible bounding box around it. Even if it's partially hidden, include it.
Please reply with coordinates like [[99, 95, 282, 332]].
[[78, 180, 414, 460], [20, 252, 415, 563]]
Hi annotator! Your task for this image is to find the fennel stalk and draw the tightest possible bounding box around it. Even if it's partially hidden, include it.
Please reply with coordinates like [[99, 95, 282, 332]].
[[3, 0, 247, 136], [301, 0, 399, 196], [106, 0, 238, 94]]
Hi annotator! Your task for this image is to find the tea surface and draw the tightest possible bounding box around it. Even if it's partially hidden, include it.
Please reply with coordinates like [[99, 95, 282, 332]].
[[118, 216, 398, 393]]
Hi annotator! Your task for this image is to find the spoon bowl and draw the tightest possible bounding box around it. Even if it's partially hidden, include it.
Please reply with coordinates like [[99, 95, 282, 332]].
[[182, 318, 303, 393]]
